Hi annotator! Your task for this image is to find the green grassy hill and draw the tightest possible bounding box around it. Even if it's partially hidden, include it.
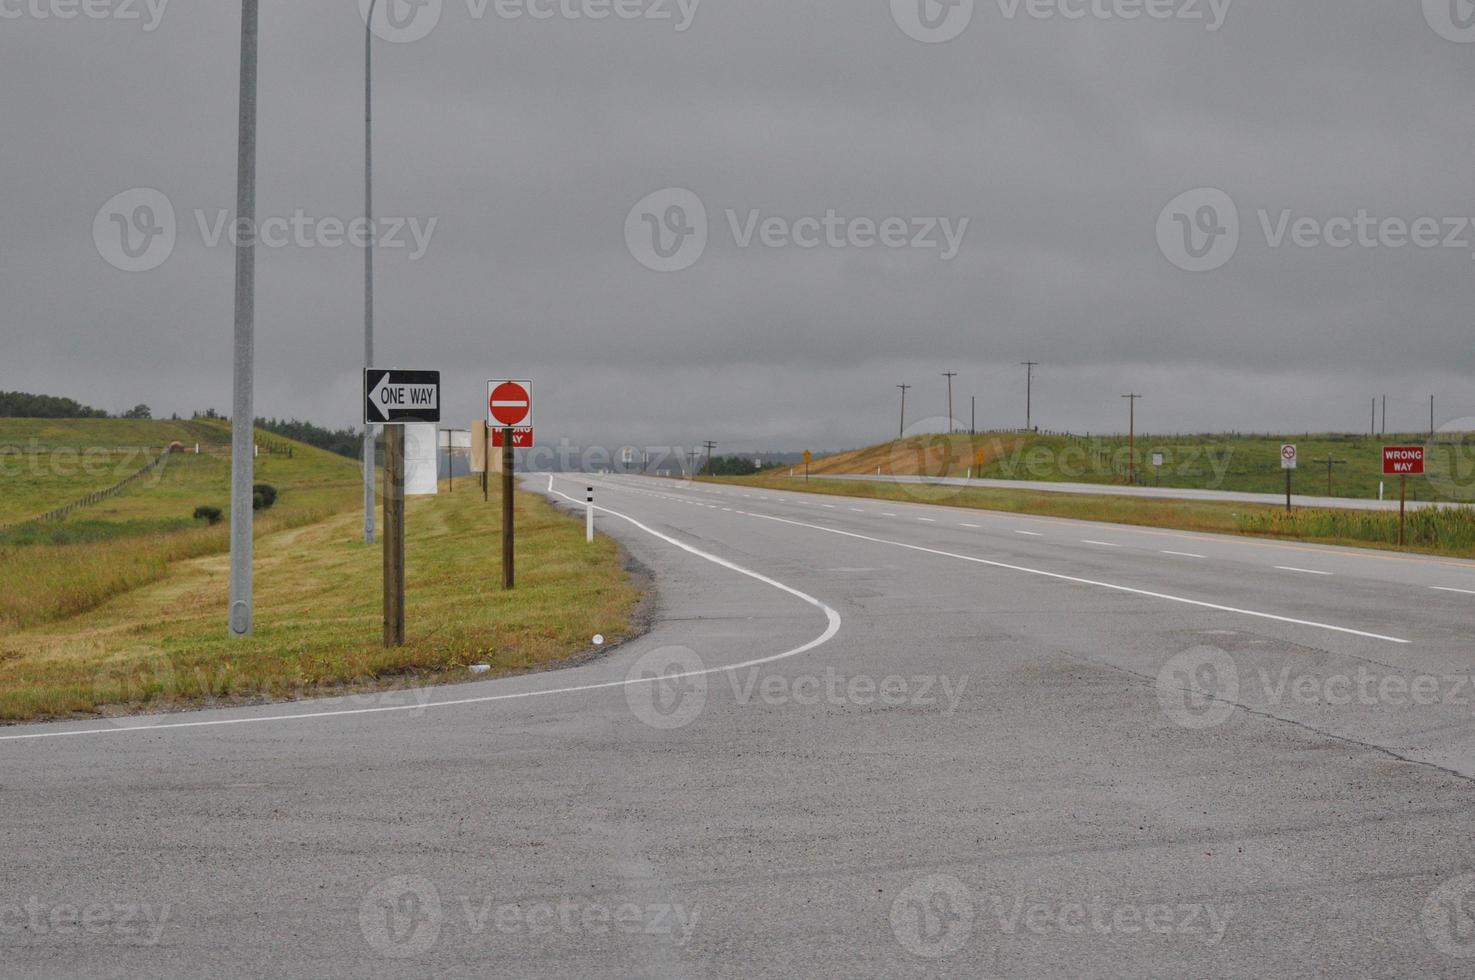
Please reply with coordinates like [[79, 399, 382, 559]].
[[810, 430, 1475, 503]]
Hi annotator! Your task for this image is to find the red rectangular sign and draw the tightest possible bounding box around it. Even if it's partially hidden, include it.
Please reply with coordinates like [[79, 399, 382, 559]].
[[491, 427, 534, 449], [1383, 446, 1425, 476]]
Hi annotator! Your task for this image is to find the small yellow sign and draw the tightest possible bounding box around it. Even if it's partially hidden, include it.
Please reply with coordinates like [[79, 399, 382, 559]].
[[803, 450, 813, 465]]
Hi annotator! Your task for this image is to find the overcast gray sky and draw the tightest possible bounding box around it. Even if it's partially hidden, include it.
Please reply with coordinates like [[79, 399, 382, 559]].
[[3, 0, 1473, 451]]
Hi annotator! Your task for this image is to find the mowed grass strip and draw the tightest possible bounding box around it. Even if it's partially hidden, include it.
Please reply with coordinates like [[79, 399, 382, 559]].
[[0, 487, 642, 722], [716, 474, 1475, 559]]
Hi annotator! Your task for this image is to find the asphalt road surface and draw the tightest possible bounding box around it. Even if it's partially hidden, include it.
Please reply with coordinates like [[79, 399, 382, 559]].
[[819, 472, 1463, 511], [4, 473, 1475, 978]]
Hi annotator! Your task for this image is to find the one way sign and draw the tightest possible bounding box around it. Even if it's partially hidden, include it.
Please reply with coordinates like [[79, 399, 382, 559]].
[[365, 369, 441, 424]]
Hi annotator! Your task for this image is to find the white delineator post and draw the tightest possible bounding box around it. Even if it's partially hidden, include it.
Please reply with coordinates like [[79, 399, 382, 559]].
[[587, 487, 595, 544]]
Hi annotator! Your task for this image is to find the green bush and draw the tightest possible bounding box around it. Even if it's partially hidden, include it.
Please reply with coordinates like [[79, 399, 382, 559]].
[[193, 506, 223, 526], [252, 484, 278, 511]]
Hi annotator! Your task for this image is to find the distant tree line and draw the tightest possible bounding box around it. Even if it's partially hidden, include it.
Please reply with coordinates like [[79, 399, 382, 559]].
[[255, 418, 363, 460], [0, 391, 110, 419]]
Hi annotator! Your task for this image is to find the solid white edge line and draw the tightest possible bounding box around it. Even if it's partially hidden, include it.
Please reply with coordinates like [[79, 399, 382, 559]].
[[1432, 587, 1475, 596], [1162, 551, 1206, 559], [0, 478, 842, 744], [740, 511, 1408, 644], [1276, 566, 1333, 576]]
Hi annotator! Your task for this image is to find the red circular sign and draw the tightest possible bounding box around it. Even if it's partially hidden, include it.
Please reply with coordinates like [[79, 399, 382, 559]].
[[490, 382, 531, 427]]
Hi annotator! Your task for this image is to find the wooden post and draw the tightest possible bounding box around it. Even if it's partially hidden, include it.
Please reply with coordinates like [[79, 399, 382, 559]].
[[1399, 474, 1407, 547], [502, 427, 514, 590], [383, 423, 406, 647]]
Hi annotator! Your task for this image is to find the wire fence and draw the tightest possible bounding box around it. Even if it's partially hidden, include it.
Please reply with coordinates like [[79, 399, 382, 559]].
[[0, 448, 173, 533]]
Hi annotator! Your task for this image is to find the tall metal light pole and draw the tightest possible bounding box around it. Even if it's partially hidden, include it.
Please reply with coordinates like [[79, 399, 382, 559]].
[[1021, 361, 1038, 432], [896, 384, 911, 440], [362, 0, 379, 544], [943, 372, 957, 433], [228, 0, 259, 637], [1122, 393, 1142, 485]]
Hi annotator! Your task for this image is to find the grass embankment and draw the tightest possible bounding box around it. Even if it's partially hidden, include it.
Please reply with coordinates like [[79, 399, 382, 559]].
[[0, 419, 363, 628], [714, 473, 1475, 559], [809, 431, 1475, 503], [0, 418, 643, 720], [0, 484, 641, 722]]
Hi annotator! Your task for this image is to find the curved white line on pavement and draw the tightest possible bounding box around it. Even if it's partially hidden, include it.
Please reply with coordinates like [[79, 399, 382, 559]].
[[0, 478, 841, 744], [741, 511, 1409, 645]]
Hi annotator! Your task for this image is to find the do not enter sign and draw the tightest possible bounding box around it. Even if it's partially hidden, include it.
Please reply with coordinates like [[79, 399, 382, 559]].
[[488, 380, 534, 448]]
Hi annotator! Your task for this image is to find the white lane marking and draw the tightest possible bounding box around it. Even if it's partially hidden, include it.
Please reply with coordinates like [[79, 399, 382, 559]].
[[960, 523, 982, 529], [1015, 530, 1043, 537], [918, 518, 937, 523], [823, 504, 836, 509], [0, 479, 843, 744], [881, 513, 897, 517], [741, 511, 1408, 644], [1432, 587, 1475, 596], [849, 508, 865, 513], [1276, 566, 1333, 577], [1163, 551, 1206, 559], [1082, 540, 1120, 548]]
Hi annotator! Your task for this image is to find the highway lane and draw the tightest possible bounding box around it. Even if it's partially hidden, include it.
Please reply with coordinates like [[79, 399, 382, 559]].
[[1, 472, 1474, 976]]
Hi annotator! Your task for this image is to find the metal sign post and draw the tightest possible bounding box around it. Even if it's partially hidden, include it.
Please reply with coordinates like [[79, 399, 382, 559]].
[[1383, 446, 1426, 548], [383, 423, 405, 647], [228, 0, 259, 639], [1281, 445, 1297, 513], [502, 427, 515, 590]]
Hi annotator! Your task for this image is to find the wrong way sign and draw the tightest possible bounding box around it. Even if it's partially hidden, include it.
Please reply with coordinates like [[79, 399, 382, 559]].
[[488, 380, 533, 448], [1383, 445, 1426, 475], [365, 369, 440, 424]]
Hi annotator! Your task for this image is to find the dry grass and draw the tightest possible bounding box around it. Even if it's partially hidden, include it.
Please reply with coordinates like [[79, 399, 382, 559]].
[[0, 486, 642, 722]]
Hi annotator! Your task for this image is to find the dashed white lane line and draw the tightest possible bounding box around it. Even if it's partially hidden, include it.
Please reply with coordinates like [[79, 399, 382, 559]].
[[960, 523, 982, 529], [1015, 530, 1043, 537], [1163, 551, 1206, 559], [918, 518, 937, 523], [881, 513, 897, 518], [1082, 540, 1120, 548], [849, 508, 866, 513], [738, 510, 1407, 644], [1431, 587, 1475, 595], [0, 480, 844, 744], [1277, 566, 1333, 576]]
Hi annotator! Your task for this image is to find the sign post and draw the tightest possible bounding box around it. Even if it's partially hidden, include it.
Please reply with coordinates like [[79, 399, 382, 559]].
[[1281, 444, 1298, 513], [1383, 446, 1426, 547], [366, 369, 440, 647], [502, 427, 515, 590], [803, 450, 812, 483]]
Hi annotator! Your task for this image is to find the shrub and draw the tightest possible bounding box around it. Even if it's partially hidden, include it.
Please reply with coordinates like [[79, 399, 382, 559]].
[[252, 484, 278, 511], [193, 506, 223, 526]]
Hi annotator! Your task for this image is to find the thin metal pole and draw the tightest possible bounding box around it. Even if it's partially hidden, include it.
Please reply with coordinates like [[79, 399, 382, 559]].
[[502, 428, 515, 590], [1022, 361, 1038, 431], [228, 0, 259, 638], [896, 384, 910, 440], [943, 373, 957, 432], [383, 424, 405, 647], [362, 0, 378, 545]]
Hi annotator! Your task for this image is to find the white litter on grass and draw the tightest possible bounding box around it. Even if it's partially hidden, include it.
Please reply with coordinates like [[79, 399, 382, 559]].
[[470, 664, 491, 674], [592, 635, 605, 646]]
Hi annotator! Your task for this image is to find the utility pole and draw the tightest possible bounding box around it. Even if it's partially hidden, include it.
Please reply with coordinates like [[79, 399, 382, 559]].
[[1122, 394, 1142, 485], [970, 395, 976, 436], [1382, 394, 1387, 436], [1371, 397, 1376, 437], [943, 373, 958, 433], [228, 0, 259, 638], [702, 441, 717, 476], [362, 0, 379, 545], [896, 384, 911, 440], [1431, 395, 1436, 439], [1021, 361, 1039, 432], [1323, 454, 1347, 497]]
